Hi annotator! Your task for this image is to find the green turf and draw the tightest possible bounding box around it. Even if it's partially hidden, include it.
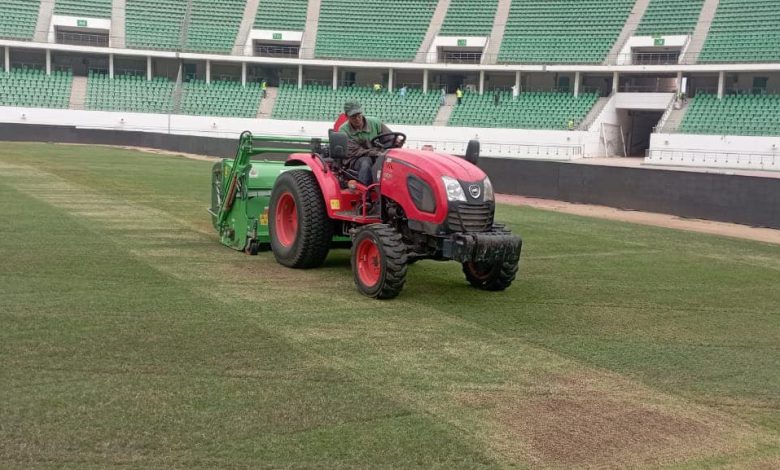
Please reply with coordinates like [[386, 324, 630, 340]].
[[1, 142, 779, 468]]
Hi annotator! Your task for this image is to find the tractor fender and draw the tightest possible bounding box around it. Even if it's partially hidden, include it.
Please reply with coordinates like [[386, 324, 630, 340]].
[[285, 153, 343, 216]]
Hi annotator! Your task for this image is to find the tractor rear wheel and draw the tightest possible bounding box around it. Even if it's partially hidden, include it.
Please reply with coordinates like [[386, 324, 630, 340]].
[[269, 170, 333, 268], [351, 224, 407, 299], [462, 257, 519, 291]]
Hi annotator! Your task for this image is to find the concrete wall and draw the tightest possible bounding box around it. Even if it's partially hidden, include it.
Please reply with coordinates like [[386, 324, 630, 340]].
[[0, 106, 590, 159], [2, 123, 777, 228], [648, 133, 780, 171]]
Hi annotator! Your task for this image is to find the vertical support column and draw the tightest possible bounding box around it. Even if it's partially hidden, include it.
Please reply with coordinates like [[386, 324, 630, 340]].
[[515, 70, 521, 93], [4, 46, 10, 72], [388, 68, 394, 92], [297, 64, 303, 89], [45, 49, 51, 75], [574, 71, 581, 97], [206, 60, 210, 84], [676, 71, 682, 92], [479, 70, 485, 95], [241, 62, 246, 86], [332, 65, 338, 90], [423, 69, 428, 93], [612, 71, 619, 94], [147, 56, 152, 81], [109, 53, 114, 78], [717, 71, 725, 99]]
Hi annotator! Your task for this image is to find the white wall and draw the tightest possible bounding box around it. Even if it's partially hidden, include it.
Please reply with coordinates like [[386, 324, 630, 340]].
[[48, 16, 112, 44], [648, 133, 780, 170], [618, 35, 689, 65], [244, 30, 304, 56], [0, 106, 589, 160], [615, 92, 674, 110]]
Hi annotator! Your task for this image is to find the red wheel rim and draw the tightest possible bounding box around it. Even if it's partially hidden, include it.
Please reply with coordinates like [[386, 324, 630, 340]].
[[356, 238, 381, 287], [275, 192, 298, 247]]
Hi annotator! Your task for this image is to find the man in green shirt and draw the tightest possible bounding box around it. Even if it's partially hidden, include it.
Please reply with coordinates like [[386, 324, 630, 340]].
[[338, 100, 396, 186]]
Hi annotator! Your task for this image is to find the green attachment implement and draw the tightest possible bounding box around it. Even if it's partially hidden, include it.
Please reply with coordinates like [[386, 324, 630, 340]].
[[210, 131, 315, 254]]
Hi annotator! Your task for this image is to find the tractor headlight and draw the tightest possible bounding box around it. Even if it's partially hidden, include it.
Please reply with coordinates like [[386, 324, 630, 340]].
[[441, 176, 466, 202], [483, 177, 494, 201]]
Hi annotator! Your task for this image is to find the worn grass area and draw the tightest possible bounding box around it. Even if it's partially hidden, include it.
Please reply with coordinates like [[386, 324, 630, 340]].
[[1, 142, 779, 469]]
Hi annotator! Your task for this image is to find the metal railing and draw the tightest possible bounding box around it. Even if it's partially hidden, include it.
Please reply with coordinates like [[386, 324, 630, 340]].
[[56, 30, 109, 48], [646, 147, 779, 171]]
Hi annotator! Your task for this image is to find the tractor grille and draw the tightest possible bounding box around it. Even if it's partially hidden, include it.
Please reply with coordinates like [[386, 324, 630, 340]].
[[447, 203, 493, 232]]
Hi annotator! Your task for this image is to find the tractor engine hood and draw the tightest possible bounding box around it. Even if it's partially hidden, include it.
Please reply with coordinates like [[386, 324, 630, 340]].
[[385, 148, 486, 182]]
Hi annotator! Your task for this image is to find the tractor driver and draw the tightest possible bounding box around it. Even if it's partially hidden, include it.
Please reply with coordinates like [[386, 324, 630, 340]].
[[338, 100, 401, 186]]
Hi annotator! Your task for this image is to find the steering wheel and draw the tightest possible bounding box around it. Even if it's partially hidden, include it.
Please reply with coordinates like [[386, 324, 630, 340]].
[[371, 132, 406, 150]]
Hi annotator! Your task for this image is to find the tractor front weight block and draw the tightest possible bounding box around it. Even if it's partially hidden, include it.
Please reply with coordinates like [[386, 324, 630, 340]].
[[442, 232, 522, 264]]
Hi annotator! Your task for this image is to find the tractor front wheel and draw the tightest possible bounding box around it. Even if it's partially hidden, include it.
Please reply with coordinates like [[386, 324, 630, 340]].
[[269, 170, 333, 268], [462, 257, 519, 291], [351, 224, 407, 299]]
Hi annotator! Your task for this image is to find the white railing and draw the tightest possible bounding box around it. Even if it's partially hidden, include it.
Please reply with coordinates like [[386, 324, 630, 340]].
[[646, 148, 780, 171], [406, 139, 583, 160]]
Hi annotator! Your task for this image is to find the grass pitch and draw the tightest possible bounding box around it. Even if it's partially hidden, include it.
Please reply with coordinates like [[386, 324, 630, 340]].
[[1, 142, 779, 468]]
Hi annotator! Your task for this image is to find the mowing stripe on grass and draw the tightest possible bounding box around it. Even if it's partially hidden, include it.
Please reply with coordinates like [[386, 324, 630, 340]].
[[2, 156, 778, 467]]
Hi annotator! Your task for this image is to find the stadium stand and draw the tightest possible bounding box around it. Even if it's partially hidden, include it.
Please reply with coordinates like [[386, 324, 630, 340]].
[[315, 0, 436, 61], [679, 93, 780, 136], [85, 73, 175, 113], [0, 68, 72, 108], [699, 0, 780, 63], [185, 0, 245, 53], [447, 91, 599, 129], [272, 83, 439, 125], [635, 0, 704, 36], [0, 0, 41, 40], [125, 0, 187, 51], [498, 0, 634, 64], [180, 80, 263, 118], [439, 0, 500, 37], [254, 0, 309, 30], [54, 0, 112, 18]]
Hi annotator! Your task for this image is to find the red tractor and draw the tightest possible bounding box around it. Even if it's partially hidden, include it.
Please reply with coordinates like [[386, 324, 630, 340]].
[[268, 132, 522, 299]]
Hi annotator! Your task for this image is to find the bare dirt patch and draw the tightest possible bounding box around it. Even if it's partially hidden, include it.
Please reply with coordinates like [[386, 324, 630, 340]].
[[498, 194, 780, 245]]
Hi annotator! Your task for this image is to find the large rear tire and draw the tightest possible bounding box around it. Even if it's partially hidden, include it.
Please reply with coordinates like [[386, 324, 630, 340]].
[[351, 224, 407, 299], [462, 257, 519, 291], [269, 170, 332, 268]]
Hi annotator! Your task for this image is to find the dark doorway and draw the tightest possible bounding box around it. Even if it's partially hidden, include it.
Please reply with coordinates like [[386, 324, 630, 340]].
[[626, 110, 663, 157]]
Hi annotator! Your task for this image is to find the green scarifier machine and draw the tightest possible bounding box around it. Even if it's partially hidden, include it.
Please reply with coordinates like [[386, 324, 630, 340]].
[[210, 131, 315, 254]]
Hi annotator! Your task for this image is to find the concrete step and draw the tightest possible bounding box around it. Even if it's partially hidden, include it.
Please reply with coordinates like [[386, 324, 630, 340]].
[[257, 86, 278, 118], [414, 0, 451, 63], [69, 76, 88, 110], [682, 0, 720, 64]]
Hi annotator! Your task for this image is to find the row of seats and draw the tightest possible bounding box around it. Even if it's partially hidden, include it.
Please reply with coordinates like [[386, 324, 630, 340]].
[[185, 0, 245, 53], [699, 0, 780, 63], [499, 0, 635, 64], [635, 0, 704, 36], [54, 0, 112, 19], [0, 0, 40, 40], [448, 91, 598, 129], [0, 68, 72, 108], [272, 83, 439, 125], [315, 0, 436, 61], [254, 0, 308, 31], [440, 0, 499, 37], [125, 0, 187, 51], [180, 79, 262, 118], [85, 73, 175, 113], [679, 93, 780, 136]]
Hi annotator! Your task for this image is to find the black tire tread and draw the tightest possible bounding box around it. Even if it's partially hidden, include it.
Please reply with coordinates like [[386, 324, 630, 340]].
[[270, 170, 332, 268], [353, 224, 408, 299]]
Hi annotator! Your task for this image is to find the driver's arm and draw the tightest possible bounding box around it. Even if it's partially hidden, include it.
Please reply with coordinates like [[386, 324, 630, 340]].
[[347, 139, 383, 160]]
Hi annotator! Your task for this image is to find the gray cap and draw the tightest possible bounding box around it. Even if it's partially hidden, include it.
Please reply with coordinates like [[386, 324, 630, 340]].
[[344, 100, 363, 117]]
